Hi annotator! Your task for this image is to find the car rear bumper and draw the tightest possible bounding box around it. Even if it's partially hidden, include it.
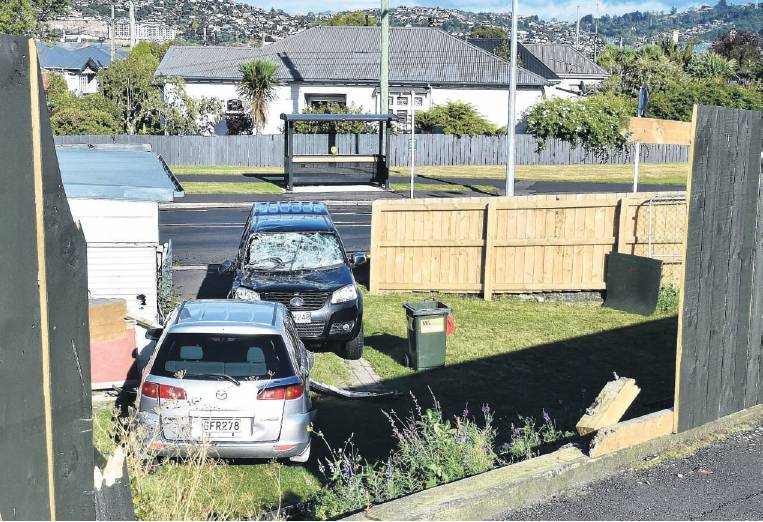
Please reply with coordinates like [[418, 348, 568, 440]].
[[137, 409, 315, 460]]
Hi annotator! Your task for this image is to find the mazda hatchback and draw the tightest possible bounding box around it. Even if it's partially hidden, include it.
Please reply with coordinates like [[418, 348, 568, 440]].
[[136, 300, 315, 462]]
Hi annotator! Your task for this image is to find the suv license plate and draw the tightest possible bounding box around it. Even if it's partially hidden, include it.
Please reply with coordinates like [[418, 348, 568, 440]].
[[202, 418, 242, 435], [292, 311, 312, 324]]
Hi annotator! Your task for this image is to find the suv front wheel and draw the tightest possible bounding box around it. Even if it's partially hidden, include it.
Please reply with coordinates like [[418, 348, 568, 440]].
[[339, 324, 364, 360]]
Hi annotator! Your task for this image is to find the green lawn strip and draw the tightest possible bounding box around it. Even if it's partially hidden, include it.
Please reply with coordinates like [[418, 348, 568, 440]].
[[391, 163, 688, 185], [389, 182, 498, 194], [172, 165, 284, 176], [181, 181, 284, 194], [310, 351, 352, 388]]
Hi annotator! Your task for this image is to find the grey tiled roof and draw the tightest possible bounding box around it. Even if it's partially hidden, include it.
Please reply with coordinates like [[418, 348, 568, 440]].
[[519, 44, 608, 78], [155, 26, 547, 87]]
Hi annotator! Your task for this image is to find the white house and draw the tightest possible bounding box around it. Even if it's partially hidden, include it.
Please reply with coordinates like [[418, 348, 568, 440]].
[[154, 26, 551, 134], [37, 42, 126, 95], [57, 144, 183, 325]]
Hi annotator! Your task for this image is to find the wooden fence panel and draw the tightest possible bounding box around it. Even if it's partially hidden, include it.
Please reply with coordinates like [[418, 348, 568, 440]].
[[675, 106, 763, 433], [370, 192, 687, 297], [54, 134, 689, 167]]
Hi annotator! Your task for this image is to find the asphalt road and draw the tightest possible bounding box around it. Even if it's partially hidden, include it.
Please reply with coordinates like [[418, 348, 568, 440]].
[[160, 203, 372, 266], [504, 424, 763, 520]]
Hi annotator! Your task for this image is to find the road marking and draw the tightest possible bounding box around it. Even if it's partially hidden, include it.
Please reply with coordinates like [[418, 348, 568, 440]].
[[334, 224, 371, 227], [173, 265, 218, 271]]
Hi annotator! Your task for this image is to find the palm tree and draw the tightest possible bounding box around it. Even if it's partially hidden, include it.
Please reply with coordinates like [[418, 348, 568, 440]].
[[237, 59, 279, 134]]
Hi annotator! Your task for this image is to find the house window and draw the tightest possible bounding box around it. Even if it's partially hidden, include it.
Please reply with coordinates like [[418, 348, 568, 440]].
[[414, 96, 423, 107], [397, 96, 409, 105], [305, 93, 347, 109], [387, 91, 427, 131], [79, 74, 89, 93]]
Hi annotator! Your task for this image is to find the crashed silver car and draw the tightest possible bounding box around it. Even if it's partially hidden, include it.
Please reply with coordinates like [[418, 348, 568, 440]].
[[135, 299, 315, 462]]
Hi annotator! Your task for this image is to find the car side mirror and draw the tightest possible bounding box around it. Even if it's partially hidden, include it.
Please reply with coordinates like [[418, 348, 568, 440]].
[[146, 327, 163, 340], [218, 259, 236, 274], [351, 252, 368, 267]]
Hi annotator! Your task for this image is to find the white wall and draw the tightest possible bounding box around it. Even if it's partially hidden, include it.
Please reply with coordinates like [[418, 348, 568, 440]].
[[46, 68, 98, 95], [180, 81, 547, 134], [430, 87, 545, 128], [68, 198, 160, 321]]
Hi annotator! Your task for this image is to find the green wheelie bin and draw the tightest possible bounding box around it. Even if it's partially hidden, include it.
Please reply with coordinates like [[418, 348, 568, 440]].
[[403, 300, 451, 370]]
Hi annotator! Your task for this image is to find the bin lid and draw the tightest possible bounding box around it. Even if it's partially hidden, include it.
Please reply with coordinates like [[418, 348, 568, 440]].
[[403, 300, 451, 317]]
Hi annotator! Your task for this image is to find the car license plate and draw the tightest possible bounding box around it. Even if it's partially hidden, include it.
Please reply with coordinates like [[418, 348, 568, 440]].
[[292, 311, 312, 324], [201, 418, 243, 436]]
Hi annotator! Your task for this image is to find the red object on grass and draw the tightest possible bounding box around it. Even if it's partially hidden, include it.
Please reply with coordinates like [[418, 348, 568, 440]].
[[446, 314, 456, 336]]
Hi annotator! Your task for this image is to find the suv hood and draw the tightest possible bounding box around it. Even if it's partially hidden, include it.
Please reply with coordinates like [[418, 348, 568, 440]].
[[236, 264, 353, 292]]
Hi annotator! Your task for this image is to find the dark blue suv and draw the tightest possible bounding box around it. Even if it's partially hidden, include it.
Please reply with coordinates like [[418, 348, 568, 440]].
[[221, 202, 367, 360]]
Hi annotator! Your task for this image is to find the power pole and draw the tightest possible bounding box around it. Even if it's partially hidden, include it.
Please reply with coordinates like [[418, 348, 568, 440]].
[[575, 5, 580, 49], [380, 0, 390, 115], [594, 0, 599, 60], [409, 89, 416, 199], [110, 4, 115, 62], [506, 0, 519, 197]]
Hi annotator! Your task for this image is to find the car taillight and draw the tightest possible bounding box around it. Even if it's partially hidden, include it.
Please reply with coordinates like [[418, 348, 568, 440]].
[[141, 382, 159, 399], [159, 384, 187, 401], [258, 384, 304, 400], [141, 382, 186, 401]]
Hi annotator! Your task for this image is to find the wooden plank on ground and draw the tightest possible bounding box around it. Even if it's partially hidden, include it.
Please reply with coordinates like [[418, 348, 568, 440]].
[[589, 409, 674, 458], [576, 377, 641, 436], [629, 117, 692, 145]]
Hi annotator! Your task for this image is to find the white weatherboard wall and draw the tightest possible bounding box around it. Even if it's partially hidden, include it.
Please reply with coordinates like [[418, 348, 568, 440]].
[[68, 198, 160, 321], [180, 81, 547, 134]]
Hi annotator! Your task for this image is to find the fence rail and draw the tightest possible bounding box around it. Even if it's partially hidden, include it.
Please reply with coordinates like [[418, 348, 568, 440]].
[[54, 134, 689, 167], [369, 192, 687, 297]]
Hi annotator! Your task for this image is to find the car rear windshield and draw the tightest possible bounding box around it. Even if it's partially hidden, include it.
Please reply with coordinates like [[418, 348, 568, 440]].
[[150, 333, 293, 380], [246, 232, 345, 271]]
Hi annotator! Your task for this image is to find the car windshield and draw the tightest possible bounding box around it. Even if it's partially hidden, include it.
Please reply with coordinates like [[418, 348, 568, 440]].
[[246, 232, 344, 272], [150, 333, 293, 380]]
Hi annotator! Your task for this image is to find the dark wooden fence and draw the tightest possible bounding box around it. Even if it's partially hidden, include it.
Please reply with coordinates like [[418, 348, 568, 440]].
[[54, 133, 689, 167], [675, 105, 763, 432]]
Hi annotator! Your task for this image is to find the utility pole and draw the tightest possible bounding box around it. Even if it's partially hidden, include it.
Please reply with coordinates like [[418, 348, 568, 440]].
[[110, 4, 115, 62], [575, 5, 580, 49], [505, 0, 519, 197], [380, 0, 390, 115], [594, 0, 599, 60], [128, 0, 137, 48]]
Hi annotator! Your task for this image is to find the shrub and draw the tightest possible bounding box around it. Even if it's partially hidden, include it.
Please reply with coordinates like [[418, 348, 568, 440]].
[[415, 102, 499, 136], [293, 102, 376, 134], [656, 284, 680, 314], [308, 397, 498, 519], [502, 410, 574, 461], [525, 94, 633, 152]]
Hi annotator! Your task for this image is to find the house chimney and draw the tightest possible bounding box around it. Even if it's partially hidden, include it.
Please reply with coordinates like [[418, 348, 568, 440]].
[[365, 14, 370, 26]]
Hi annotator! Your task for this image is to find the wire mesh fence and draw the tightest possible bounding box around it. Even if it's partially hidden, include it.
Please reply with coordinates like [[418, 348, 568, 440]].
[[631, 195, 687, 287]]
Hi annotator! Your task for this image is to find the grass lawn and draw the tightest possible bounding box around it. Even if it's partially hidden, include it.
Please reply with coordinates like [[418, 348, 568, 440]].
[[392, 163, 689, 185], [181, 181, 284, 195], [173, 164, 688, 186], [97, 292, 678, 518], [389, 182, 498, 194]]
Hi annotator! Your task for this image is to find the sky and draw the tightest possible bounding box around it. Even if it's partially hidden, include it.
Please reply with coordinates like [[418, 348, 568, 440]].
[[242, 0, 743, 22]]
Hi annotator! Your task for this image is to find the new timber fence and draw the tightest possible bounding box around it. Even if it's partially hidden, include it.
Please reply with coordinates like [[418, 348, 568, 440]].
[[53, 134, 689, 167], [369, 192, 687, 298]]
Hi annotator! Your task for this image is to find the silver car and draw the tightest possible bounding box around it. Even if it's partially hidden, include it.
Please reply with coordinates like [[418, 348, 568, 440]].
[[136, 299, 315, 462]]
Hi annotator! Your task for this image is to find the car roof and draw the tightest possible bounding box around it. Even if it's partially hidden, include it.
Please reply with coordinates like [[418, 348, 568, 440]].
[[249, 201, 335, 233], [169, 300, 283, 334]]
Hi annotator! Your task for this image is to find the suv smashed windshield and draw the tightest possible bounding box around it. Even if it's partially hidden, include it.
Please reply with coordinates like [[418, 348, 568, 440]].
[[246, 232, 345, 271]]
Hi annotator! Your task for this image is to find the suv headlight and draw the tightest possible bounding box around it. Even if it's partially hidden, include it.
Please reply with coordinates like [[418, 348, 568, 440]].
[[331, 284, 357, 304], [234, 287, 260, 300]]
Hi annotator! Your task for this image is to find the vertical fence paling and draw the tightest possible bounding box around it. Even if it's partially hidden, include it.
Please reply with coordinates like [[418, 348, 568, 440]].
[[53, 134, 689, 167], [369, 192, 688, 297]]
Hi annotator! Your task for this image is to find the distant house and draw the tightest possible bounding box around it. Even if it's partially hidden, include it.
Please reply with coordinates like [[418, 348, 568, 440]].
[[469, 38, 608, 98], [518, 44, 608, 97], [154, 26, 551, 134], [37, 42, 126, 95]]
